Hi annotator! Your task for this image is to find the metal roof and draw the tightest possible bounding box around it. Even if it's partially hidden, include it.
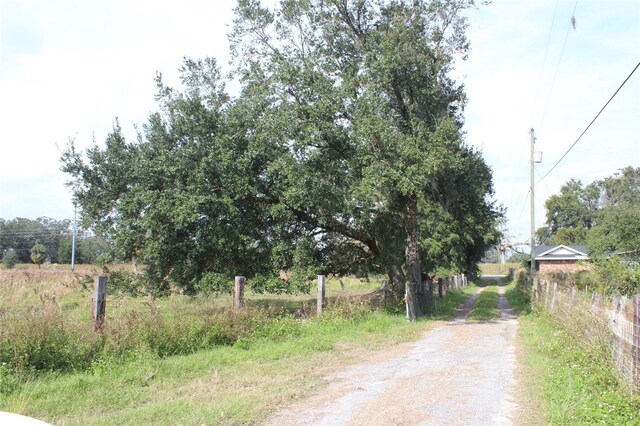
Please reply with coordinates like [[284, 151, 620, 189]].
[[535, 244, 589, 261]]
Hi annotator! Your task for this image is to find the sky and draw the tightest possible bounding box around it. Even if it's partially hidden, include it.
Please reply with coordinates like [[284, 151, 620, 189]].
[[1, 0, 639, 247]]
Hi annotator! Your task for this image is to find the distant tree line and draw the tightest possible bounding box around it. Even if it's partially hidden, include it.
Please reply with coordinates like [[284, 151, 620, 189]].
[[0, 217, 110, 267]]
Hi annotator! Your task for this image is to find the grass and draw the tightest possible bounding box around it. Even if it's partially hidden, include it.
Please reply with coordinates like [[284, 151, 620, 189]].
[[1, 310, 431, 425], [431, 285, 474, 320], [462, 280, 501, 322], [0, 265, 475, 424], [0, 267, 382, 318], [504, 280, 531, 316], [508, 284, 640, 424], [479, 263, 520, 276]]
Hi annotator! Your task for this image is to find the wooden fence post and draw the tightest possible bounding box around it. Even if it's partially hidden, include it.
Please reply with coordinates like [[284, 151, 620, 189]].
[[550, 282, 557, 312], [591, 292, 602, 311], [317, 275, 326, 315], [569, 286, 577, 305], [92, 275, 107, 331], [438, 279, 443, 300], [427, 280, 434, 315], [234, 276, 245, 310], [633, 295, 640, 392]]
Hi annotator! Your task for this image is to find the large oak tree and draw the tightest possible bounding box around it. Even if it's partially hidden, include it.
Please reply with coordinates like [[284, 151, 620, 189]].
[[61, 0, 500, 303]]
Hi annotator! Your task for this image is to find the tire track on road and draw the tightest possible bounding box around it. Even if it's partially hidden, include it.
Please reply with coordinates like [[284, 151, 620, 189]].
[[265, 278, 519, 426]]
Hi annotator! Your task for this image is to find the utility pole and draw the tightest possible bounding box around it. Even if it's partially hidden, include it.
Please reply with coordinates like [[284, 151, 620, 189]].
[[71, 205, 77, 272], [529, 129, 536, 297]]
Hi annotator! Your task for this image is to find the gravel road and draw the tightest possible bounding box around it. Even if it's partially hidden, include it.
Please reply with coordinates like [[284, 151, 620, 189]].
[[265, 277, 519, 425]]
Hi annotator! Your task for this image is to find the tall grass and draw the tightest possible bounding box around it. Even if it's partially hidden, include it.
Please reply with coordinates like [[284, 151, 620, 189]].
[[0, 267, 475, 425], [519, 313, 640, 424], [1, 301, 317, 374], [0, 308, 426, 425], [0, 269, 391, 376], [508, 282, 640, 423]]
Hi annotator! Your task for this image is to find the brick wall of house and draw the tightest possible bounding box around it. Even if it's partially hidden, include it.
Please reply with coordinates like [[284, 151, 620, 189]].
[[538, 260, 591, 274]]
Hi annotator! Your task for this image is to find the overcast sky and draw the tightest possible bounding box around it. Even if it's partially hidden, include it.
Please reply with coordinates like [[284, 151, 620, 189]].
[[1, 0, 639, 246]]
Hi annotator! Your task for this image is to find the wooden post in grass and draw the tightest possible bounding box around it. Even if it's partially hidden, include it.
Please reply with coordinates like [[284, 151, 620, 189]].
[[569, 286, 577, 305], [317, 275, 326, 315], [405, 281, 417, 321], [92, 275, 107, 331], [633, 295, 640, 392], [550, 282, 557, 312], [234, 276, 245, 310]]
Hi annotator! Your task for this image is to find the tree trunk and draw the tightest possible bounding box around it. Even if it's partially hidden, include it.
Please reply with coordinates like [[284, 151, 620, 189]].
[[387, 263, 404, 296], [405, 196, 426, 317], [404, 197, 422, 290]]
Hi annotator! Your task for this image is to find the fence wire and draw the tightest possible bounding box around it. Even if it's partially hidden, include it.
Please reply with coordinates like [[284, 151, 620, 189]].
[[537, 280, 640, 392]]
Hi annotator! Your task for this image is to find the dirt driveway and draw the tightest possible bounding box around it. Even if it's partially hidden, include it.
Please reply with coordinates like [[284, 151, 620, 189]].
[[265, 277, 519, 425]]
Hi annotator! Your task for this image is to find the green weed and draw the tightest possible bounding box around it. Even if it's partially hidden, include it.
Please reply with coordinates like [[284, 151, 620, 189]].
[[510, 282, 640, 424], [0, 309, 428, 425], [504, 281, 531, 315], [468, 284, 500, 321]]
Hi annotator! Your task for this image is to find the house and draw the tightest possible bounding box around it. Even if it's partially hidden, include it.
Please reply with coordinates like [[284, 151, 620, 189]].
[[534, 244, 590, 274]]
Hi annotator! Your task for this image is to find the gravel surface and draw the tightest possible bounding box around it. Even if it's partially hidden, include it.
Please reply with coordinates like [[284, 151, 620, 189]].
[[265, 278, 519, 425]]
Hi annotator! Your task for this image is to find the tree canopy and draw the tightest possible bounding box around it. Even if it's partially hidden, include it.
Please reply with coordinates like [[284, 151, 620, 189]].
[[61, 0, 500, 297], [30, 243, 48, 268], [537, 166, 640, 257]]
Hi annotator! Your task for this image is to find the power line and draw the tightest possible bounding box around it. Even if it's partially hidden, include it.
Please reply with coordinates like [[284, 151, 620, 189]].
[[516, 188, 531, 223], [535, 165, 553, 195], [530, 0, 559, 123], [538, 60, 640, 184], [538, 0, 578, 131]]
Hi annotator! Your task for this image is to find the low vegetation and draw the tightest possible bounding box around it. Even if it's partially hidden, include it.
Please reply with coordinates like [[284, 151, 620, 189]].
[[0, 265, 474, 424], [467, 280, 500, 321], [507, 281, 640, 424], [0, 308, 427, 425], [478, 263, 520, 276]]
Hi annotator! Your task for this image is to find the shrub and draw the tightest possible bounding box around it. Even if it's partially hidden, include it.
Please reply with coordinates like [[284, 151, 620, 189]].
[[574, 269, 600, 292], [516, 270, 530, 294], [0, 362, 19, 396], [249, 275, 293, 294], [107, 269, 152, 297], [2, 249, 19, 269], [592, 257, 640, 296], [194, 272, 233, 296]]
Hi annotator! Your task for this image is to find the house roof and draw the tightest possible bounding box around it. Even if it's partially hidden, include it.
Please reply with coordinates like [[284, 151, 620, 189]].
[[535, 244, 589, 261]]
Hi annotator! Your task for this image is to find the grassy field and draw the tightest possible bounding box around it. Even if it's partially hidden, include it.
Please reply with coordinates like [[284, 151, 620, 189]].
[[478, 263, 520, 275], [0, 265, 383, 318], [0, 265, 471, 425], [1, 311, 427, 424]]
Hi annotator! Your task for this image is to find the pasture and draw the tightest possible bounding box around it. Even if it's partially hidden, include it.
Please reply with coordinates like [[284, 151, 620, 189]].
[[0, 264, 471, 424]]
